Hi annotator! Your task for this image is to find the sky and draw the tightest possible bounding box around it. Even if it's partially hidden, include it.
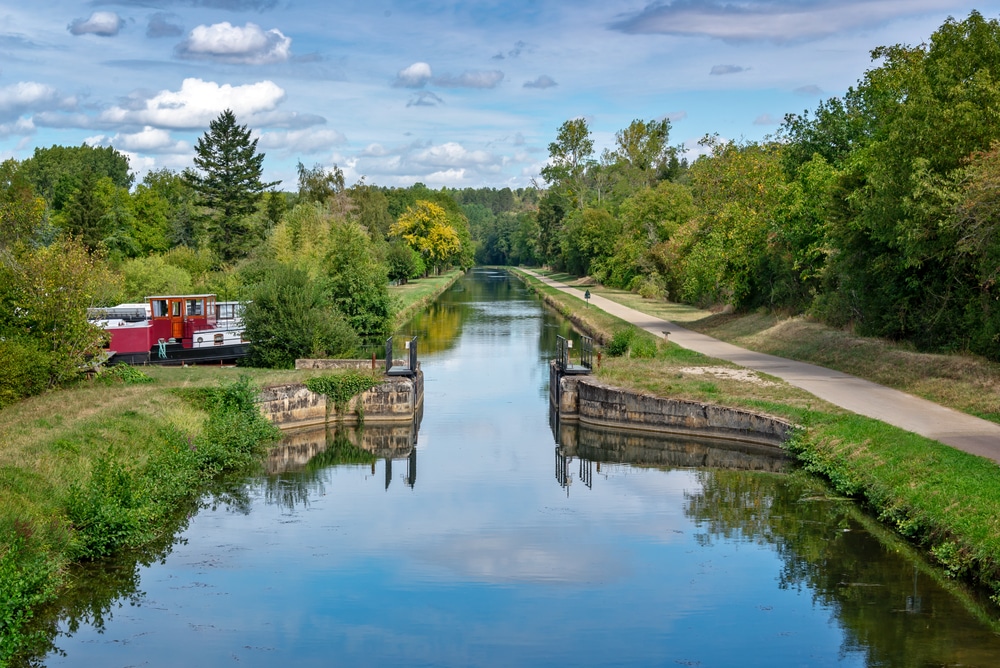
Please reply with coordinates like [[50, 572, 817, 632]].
[[1, 1, 997, 190]]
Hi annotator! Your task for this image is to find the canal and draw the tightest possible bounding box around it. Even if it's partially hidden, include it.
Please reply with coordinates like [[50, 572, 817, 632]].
[[34, 268, 1000, 666]]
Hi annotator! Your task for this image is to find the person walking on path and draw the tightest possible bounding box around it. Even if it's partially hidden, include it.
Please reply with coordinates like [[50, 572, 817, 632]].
[[524, 270, 1000, 463]]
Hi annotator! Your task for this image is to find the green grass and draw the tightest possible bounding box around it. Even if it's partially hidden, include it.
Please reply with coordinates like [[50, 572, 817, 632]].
[[390, 269, 464, 327]]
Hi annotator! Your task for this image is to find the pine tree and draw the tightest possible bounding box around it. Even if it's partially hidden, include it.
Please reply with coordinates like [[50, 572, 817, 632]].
[[188, 110, 277, 263]]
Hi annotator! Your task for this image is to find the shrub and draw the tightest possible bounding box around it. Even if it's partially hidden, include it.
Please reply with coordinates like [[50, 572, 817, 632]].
[[241, 262, 359, 368], [0, 337, 52, 408], [95, 364, 154, 386], [194, 375, 281, 472], [65, 451, 149, 559], [631, 335, 658, 359], [605, 328, 635, 357]]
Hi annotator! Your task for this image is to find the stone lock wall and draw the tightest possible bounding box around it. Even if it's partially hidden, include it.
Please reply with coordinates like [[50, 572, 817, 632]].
[[550, 362, 792, 447], [259, 367, 424, 431]]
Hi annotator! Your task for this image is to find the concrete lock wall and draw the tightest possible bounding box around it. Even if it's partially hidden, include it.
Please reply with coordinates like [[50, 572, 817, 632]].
[[550, 362, 792, 447], [260, 366, 424, 431]]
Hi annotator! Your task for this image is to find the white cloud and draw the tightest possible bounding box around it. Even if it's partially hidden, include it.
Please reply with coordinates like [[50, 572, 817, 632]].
[[753, 113, 781, 125], [0, 117, 35, 139], [68, 12, 124, 37], [177, 22, 292, 65], [256, 127, 346, 154], [349, 140, 505, 186], [413, 142, 494, 168], [100, 78, 287, 129], [523, 75, 557, 89], [0, 82, 75, 121], [360, 144, 389, 157], [664, 111, 688, 122], [394, 62, 433, 88], [433, 70, 505, 89], [115, 126, 189, 153], [794, 84, 824, 95], [612, 0, 968, 43], [424, 168, 467, 185]]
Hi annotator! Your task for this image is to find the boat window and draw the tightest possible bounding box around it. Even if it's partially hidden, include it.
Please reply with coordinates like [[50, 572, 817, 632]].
[[152, 299, 168, 318], [186, 299, 204, 316], [172, 301, 182, 317], [214, 333, 225, 346], [218, 303, 234, 320]]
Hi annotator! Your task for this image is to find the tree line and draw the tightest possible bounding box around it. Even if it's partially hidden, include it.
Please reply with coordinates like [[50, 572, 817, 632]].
[[3, 10, 999, 405], [0, 111, 475, 405], [473, 10, 1000, 362]]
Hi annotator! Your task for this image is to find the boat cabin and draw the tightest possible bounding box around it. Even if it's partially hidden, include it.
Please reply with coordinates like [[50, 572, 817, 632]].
[[148, 294, 219, 343]]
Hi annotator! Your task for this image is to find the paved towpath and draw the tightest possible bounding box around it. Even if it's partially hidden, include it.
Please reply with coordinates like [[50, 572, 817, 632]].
[[524, 270, 1000, 463]]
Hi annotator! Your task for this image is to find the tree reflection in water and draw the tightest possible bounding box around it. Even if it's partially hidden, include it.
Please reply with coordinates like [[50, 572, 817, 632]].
[[555, 417, 1000, 667]]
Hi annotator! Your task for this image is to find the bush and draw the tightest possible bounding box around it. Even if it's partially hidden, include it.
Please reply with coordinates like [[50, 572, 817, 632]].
[[96, 364, 154, 386], [631, 335, 658, 359], [242, 262, 359, 368], [194, 375, 281, 472], [65, 451, 149, 559], [0, 523, 58, 664], [605, 328, 635, 357], [604, 326, 658, 358], [0, 337, 53, 408], [306, 371, 379, 418]]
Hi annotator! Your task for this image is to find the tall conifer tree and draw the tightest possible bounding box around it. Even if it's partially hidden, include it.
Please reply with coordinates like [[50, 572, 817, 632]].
[[188, 110, 277, 262]]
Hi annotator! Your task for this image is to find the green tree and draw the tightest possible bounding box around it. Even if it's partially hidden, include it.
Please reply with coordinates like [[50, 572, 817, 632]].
[[347, 182, 395, 240], [242, 262, 359, 368], [324, 221, 396, 342], [608, 118, 676, 191], [187, 110, 278, 263], [0, 159, 45, 250], [142, 169, 201, 247], [0, 238, 120, 387], [386, 239, 424, 284], [819, 11, 1000, 352], [54, 171, 108, 251], [20, 144, 132, 211], [542, 118, 595, 209], [120, 255, 193, 302], [297, 162, 345, 204]]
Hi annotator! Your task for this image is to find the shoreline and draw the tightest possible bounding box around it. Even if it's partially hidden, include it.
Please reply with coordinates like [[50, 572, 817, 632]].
[[512, 266, 1000, 608]]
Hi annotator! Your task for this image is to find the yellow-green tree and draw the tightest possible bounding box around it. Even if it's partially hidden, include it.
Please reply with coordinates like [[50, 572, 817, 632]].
[[390, 200, 460, 273]]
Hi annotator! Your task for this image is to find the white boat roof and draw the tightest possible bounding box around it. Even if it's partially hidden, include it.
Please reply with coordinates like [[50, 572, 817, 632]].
[[145, 294, 217, 300]]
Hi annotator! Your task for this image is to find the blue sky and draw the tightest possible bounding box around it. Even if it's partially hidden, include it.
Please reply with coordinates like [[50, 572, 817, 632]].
[[1, 1, 996, 189]]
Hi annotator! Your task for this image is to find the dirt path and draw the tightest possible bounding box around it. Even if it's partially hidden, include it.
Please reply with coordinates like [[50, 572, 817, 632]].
[[525, 270, 1000, 462]]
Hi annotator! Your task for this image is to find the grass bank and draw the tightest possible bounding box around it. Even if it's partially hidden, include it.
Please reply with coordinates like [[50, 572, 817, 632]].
[[514, 267, 1000, 608], [0, 365, 341, 664], [543, 272, 1000, 425], [390, 269, 464, 328]]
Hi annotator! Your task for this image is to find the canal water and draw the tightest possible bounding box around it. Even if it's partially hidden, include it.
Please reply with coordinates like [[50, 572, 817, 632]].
[[35, 268, 1000, 666]]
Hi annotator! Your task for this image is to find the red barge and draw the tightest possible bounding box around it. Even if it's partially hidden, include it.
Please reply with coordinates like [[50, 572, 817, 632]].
[[90, 294, 249, 365]]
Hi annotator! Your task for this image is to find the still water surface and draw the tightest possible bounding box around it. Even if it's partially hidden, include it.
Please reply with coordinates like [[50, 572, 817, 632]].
[[41, 269, 1000, 666]]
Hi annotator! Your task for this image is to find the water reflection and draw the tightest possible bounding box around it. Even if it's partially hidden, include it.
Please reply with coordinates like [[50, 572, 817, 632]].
[[402, 269, 587, 364], [264, 419, 421, 510], [550, 411, 789, 496], [686, 468, 1000, 667], [26, 268, 1000, 668]]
